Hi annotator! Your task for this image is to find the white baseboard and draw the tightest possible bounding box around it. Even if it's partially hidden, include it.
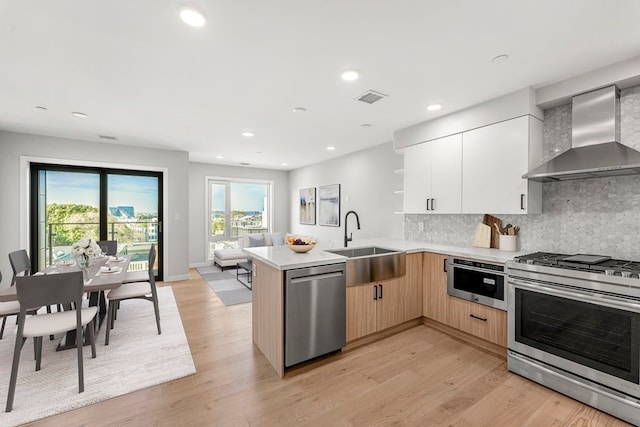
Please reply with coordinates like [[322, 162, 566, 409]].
[[189, 261, 213, 268]]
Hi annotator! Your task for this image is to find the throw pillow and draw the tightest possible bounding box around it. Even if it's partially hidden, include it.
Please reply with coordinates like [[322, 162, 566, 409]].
[[248, 235, 265, 247], [271, 234, 284, 245]]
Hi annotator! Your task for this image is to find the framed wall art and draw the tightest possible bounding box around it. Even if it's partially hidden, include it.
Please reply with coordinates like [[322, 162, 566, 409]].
[[318, 184, 340, 227], [299, 187, 316, 225]]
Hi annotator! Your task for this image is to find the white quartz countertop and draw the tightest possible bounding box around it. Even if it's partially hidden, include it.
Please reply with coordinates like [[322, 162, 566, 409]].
[[244, 238, 527, 270], [243, 245, 347, 270], [342, 238, 528, 263]]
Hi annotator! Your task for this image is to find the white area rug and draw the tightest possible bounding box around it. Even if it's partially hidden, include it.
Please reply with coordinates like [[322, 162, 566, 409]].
[[0, 287, 196, 426]]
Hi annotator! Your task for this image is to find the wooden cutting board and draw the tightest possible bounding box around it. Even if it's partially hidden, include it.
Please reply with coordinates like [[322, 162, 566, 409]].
[[482, 214, 502, 249], [472, 223, 491, 248]]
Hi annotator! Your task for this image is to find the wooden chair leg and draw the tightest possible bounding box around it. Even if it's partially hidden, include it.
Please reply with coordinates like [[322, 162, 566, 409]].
[[46, 305, 55, 341], [88, 322, 97, 358], [35, 336, 43, 371], [153, 298, 162, 335], [6, 326, 26, 412], [105, 303, 112, 346], [0, 316, 7, 339], [76, 324, 84, 393]]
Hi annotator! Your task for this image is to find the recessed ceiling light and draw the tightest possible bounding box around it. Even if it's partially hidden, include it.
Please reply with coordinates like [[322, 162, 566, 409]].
[[492, 54, 509, 63], [554, 148, 560, 152], [341, 70, 359, 81], [72, 112, 88, 118], [360, 123, 372, 128], [427, 104, 442, 111], [216, 155, 224, 159], [293, 107, 307, 113], [180, 6, 206, 27], [35, 106, 48, 110], [326, 146, 336, 151], [242, 131, 254, 137], [281, 162, 288, 166]]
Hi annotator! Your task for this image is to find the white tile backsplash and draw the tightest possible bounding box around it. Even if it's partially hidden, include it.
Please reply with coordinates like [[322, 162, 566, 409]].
[[405, 85, 640, 260]]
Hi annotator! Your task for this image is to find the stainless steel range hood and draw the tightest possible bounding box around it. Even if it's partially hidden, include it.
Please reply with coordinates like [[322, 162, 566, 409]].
[[523, 85, 640, 182]]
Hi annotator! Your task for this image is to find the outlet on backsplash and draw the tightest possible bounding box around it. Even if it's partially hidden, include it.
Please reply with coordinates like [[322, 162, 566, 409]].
[[418, 222, 424, 231]]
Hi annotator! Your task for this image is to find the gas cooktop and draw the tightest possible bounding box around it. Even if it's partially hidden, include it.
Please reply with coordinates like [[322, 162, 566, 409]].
[[512, 252, 640, 279]]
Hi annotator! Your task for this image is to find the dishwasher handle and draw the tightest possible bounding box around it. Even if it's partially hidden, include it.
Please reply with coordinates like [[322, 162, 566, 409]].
[[290, 271, 343, 284]]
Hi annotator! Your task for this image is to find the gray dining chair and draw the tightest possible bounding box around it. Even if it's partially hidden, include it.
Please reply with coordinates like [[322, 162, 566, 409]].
[[5, 271, 98, 412], [0, 270, 22, 340], [97, 240, 118, 256], [105, 244, 160, 345], [9, 249, 57, 339]]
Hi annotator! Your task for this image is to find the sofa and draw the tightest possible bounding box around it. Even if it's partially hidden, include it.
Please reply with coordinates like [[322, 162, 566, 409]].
[[213, 232, 286, 269]]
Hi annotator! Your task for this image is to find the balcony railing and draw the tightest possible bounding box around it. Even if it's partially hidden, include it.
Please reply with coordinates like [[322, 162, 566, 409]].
[[43, 221, 159, 274]]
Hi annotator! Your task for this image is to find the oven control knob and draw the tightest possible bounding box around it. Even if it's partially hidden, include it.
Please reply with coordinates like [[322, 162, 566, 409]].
[[621, 271, 632, 278], [526, 259, 535, 265], [604, 269, 616, 276]]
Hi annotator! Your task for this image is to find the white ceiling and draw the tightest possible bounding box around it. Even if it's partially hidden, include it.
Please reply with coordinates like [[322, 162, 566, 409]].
[[1, 1, 640, 170]]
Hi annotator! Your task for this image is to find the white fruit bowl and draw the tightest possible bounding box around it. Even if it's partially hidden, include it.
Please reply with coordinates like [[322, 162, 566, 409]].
[[286, 243, 316, 253]]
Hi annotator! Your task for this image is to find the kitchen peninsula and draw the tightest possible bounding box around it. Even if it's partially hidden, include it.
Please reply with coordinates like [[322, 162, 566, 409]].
[[245, 239, 522, 377], [243, 245, 347, 377]]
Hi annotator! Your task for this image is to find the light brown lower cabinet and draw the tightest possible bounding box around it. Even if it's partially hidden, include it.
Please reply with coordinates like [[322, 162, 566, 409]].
[[346, 253, 422, 342], [446, 295, 507, 347], [422, 251, 507, 347]]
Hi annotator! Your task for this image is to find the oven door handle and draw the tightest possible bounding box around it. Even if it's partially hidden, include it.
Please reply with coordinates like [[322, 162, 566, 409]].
[[510, 278, 640, 313]]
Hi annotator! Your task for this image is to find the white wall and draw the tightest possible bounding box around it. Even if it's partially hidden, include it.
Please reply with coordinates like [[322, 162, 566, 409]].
[[0, 131, 190, 283], [188, 162, 289, 266], [288, 141, 403, 246]]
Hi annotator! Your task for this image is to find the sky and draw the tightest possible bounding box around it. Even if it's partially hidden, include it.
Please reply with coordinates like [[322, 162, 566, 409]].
[[211, 182, 267, 211], [46, 171, 158, 214]]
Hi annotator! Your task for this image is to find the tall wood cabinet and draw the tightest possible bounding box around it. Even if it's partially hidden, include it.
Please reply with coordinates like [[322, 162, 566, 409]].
[[422, 252, 507, 347], [346, 253, 423, 342]]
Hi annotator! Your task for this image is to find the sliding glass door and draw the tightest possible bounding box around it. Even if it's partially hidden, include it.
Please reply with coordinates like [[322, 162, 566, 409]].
[[30, 164, 163, 280]]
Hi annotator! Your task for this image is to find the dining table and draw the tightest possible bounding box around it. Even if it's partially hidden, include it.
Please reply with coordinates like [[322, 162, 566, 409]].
[[0, 254, 132, 350]]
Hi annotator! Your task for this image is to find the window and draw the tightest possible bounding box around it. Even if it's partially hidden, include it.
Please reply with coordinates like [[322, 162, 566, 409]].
[[207, 178, 272, 258]]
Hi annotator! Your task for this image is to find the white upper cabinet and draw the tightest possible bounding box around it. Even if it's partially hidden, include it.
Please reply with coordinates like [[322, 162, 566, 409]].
[[462, 116, 542, 214], [403, 134, 462, 214]]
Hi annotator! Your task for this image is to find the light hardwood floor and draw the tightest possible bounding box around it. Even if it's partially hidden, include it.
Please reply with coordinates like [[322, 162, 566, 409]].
[[28, 270, 631, 426]]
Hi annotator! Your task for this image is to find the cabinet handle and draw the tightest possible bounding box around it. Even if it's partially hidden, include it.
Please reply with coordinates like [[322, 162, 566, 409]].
[[431, 198, 435, 211], [469, 314, 487, 322], [443, 258, 447, 273], [520, 194, 525, 210], [426, 198, 430, 211], [379, 284, 383, 299], [373, 285, 378, 300]]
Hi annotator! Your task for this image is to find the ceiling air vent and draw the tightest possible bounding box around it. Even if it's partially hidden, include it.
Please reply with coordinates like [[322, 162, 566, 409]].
[[98, 135, 118, 141], [239, 162, 251, 166], [356, 90, 388, 104]]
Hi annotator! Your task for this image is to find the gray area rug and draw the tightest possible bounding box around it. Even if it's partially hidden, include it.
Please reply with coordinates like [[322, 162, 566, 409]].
[[0, 287, 196, 426], [197, 266, 252, 306]]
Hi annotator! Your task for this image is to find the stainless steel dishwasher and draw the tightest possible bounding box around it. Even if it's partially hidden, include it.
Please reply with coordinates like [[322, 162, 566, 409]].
[[284, 263, 346, 367]]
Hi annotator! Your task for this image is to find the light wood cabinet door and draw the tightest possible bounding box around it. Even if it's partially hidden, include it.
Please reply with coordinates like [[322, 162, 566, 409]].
[[422, 252, 448, 323], [402, 252, 423, 321], [376, 278, 405, 331], [346, 253, 423, 342], [377, 253, 423, 330], [346, 284, 377, 342], [446, 295, 507, 347]]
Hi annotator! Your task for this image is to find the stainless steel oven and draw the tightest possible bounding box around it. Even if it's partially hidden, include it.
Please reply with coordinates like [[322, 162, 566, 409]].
[[447, 257, 506, 311], [507, 253, 640, 425]]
